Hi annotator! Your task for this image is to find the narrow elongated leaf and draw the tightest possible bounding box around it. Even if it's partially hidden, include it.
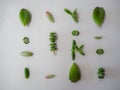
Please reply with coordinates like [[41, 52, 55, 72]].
[[93, 7, 105, 27], [19, 8, 31, 26], [69, 63, 81, 82], [64, 8, 72, 15]]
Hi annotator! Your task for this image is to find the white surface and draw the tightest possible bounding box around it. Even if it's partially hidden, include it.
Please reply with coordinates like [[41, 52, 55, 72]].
[[0, 0, 120, 90]]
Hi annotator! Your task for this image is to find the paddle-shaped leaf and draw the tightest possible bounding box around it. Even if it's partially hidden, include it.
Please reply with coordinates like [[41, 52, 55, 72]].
[[69, 63, 81, 82], [93, 7, 105, 27], [19, 8, 31, 26]]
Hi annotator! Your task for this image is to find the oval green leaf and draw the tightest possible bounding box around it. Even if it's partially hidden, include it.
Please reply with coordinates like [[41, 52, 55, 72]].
[[93, 7, 105, 27], [20, 51, 33, 57], [19, 8, 31, 26], [69, 63, 81, 82]]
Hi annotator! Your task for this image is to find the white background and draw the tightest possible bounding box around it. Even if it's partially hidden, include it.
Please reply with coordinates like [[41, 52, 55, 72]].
[[0, 0, 120, 90]]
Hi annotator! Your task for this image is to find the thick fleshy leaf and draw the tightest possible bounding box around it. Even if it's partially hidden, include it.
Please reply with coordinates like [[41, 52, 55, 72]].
[[69, 63, 81, 82], [19, 8, 31, 26], [93, 7, 105, 27]]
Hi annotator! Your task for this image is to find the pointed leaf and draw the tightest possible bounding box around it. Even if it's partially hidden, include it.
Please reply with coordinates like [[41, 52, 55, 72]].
[[93, 7, 105, 27], [69, 63, 81, 82], [19, 8, 31, 26]]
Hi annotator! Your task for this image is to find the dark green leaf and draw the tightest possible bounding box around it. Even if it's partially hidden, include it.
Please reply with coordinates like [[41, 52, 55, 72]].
[[24, 68, 30, 79], [23, 37, 29, 44]]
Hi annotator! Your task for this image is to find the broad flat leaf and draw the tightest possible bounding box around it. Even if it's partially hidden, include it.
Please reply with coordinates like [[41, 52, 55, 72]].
[[19, 8, 31, 26], [93, 7, 105, 27], [69, 63, 81, 82]]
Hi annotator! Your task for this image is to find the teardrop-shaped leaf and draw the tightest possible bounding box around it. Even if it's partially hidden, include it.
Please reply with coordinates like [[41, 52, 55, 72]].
[[45, 74, 56, 79], [69, 63, 81, 82], [93, 7, 105, 27], [19, 8, 31, 26], [46, 11, 55, 23]]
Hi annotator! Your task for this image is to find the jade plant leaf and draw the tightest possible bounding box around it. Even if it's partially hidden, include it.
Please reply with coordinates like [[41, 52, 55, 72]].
[[19, 8, 31, 26], [69, 63, 81, 82], [93, 7, 105, 27]]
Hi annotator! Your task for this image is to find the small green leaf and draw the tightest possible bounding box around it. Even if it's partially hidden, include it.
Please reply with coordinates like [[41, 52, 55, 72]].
[[45, 74, 56, 79], [64, 8, 78, 23], [93, 7, 105, 27], [98, 68, 105, 72], [72, 30, 79, 36], [24, 68, 30, 79], [19, 8, 31, 26], [23, 37, 29, 44], [96, 49, 104, 55], [69, 63, 81, 82], [20, 51, 33, 57], [72, 9, 78, 23], [94, 36, 102, 39], [76, 45, 85, 55], [46, 11, 55, 23], [64, 8, 72, 15]]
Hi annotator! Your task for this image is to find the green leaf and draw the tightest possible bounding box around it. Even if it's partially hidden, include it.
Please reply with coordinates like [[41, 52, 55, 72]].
[[23, 37, 29, 44], [94, 36, 102, 40], [76, 45, 85, 55], [24, 68, 30, 79], [64, 8, 78, 23], [20, 51, 33, 57], [93, 7, 105, 27], [19, 8, 31, 26], [96, 49, 104, 55], [69, 63, 81, 82], [46, 11, 55, 23], [72, 30, 79, 36], [64, 8, 72, 15], [72, 9, 78, 23]]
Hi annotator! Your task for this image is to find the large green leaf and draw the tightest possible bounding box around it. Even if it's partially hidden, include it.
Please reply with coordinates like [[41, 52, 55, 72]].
[[93, 7, 105, 27], [19, 8, 31, 26], [69, 63, 81, 82]]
